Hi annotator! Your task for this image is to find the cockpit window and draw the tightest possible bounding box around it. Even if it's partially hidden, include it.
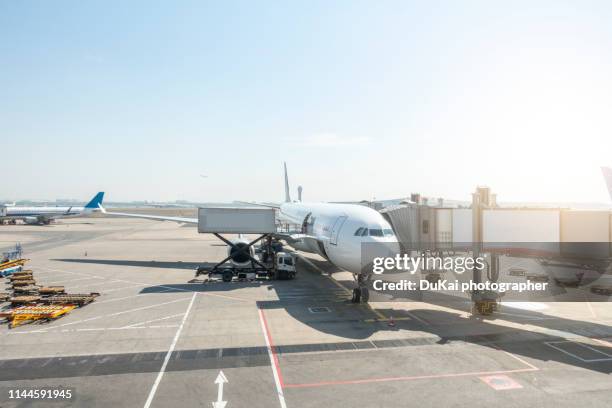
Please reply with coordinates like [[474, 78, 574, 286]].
[[383, 229, 394, 236], [361, 228, 368, 236], [354, 227, 364, 236], [368, 229, 383, 237]]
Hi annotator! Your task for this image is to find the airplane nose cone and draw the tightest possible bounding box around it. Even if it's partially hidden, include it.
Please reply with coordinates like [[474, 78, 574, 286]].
[[361, 239, 400, 269], [382, 240, 400, 259]]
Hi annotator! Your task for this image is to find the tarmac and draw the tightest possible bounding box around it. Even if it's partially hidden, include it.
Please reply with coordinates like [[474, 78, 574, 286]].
[[0, 216, 611, 407]]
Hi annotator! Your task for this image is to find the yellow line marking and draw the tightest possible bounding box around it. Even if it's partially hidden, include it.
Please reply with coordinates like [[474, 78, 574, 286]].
[[295, 253, 388, 320], [364, 316, 411, 323], [593, 338, 612, 348]]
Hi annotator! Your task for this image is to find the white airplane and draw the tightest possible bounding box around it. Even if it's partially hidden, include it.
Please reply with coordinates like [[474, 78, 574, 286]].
[[98, 164, 399, 302], [2, 192, 105, 225]]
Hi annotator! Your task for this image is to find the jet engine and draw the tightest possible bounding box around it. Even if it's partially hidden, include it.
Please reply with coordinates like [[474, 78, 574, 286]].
[[23, 216, 50, 225], [227, 238, 255, 267]]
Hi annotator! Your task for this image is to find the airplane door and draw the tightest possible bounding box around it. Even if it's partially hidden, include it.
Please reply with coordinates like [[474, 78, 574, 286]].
[[330, 216, 347, 245]]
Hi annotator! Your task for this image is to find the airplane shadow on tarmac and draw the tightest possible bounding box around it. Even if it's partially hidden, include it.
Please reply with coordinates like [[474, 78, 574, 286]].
[[54, 258, 209, 270], [55, 256, 612, 376]]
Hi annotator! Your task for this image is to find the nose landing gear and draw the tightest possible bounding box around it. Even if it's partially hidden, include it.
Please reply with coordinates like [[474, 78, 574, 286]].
[[351, 273, 370, 303], [351, 288, 361, 303]]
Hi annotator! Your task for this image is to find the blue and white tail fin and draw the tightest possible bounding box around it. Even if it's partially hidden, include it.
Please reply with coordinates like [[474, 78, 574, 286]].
[[602, 167, 612, 201], [84, 192, 105, 211], [284, 162, 291, 203]]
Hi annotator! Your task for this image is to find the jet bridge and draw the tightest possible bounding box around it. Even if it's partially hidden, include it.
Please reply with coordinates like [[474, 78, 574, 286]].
[[382, 187, 612, 315], [195, 206, 295, 281]]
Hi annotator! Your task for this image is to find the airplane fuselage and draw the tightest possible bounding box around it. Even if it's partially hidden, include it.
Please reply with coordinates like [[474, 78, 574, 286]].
[[278, 202, 399, 275], [5, 206, 86, 217], [1, 192, 105, 224]]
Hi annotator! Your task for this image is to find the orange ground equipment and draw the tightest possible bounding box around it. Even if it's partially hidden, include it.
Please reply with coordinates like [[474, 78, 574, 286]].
[[0, 305, 76, 328]]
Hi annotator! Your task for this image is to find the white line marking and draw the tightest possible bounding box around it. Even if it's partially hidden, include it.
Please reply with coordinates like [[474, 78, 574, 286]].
[[93, 289, 175, 305], [147, 325, 180, 329], [121, 313, 186, 328], [549, 339, 612, 357], [571, 342, 612, 358], [8, 325, 181, 334], [499, 349, 539, 370], [43, 276, 104, 285], [30, 265, 106, 280], [258, 309, 287, 408], [31, 264, 251, 301], [103, 284, 150, 293], [21, 297, 192, 332], [545, 342, 590, 361], [77, 325, 181, 332], [30, 271, 73, 277], [143, 292, 197, 408], [404, 311, 430, 326], [203, 292, 251, 302], [545, 341, 612, 362], [68, 279, 124, 289]]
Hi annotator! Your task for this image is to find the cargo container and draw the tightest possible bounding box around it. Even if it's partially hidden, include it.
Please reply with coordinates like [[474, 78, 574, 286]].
[[197, 207, 277, 234]]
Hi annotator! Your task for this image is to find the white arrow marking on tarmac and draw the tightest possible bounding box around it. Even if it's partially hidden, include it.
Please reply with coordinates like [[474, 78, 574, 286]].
[[212, 370, 228, 408]]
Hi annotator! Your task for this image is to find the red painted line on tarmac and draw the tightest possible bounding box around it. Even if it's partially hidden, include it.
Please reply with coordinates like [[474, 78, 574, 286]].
[[283, 367, 537, 389], [258, 308, 285, 388], [259, 304, 539, 391]]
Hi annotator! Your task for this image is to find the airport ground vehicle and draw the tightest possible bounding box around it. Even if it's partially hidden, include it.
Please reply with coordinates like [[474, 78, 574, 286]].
[[195, 232, 297, 282], [275, 251, 297, 280]]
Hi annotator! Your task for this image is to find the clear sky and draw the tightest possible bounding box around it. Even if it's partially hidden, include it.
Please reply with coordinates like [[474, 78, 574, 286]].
[[2, 1, 611, 203]]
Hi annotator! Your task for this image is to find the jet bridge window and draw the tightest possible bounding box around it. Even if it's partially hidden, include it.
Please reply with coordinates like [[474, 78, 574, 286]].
[[422, 220, 430, 234]]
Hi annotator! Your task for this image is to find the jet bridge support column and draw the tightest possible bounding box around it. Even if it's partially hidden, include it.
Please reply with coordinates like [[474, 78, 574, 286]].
[[471, 187, 500, 315]]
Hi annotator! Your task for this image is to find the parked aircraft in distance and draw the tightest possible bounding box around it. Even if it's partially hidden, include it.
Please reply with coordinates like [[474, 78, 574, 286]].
[[1, 192, 105, 225]]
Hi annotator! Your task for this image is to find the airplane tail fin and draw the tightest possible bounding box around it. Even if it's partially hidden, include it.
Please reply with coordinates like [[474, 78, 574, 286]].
[[284, 162, 291, 203], [84, 192, 105, 210], [602, 167, 612, 201]]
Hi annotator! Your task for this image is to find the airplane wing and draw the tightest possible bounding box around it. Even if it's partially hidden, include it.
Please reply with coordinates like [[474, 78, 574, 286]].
[[98, 205, 198, 224], [233, 200, 281, 209], [274, 232, 307, 243], [98, 204, 311, 243]]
